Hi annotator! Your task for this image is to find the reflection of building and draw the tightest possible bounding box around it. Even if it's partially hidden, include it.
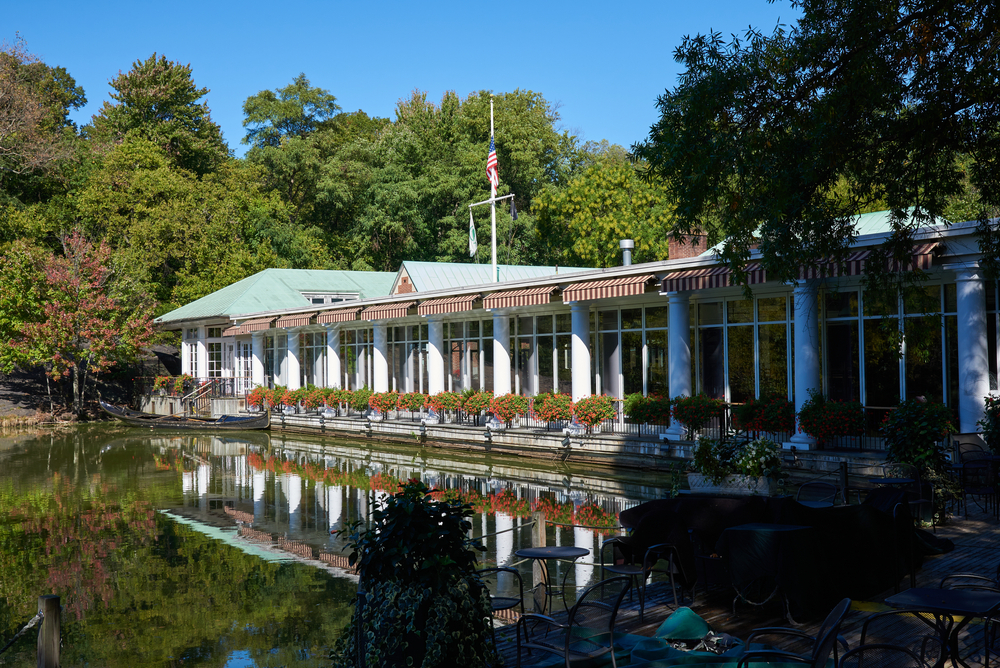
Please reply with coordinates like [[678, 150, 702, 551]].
[[156, 214, 997, 444]]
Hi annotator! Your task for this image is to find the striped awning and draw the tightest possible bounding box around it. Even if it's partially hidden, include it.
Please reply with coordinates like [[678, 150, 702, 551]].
[[237, 317, 275, 332], [222, 325, 241, 337], [799, 243, 939, 279], [483, 286, 558, 310], [418, 294, 481, 316], [317, 307, 361, 324], [274, 311, 317, 328], [662, 263, 767, 292], [360, 301, 415, 321], [562, 274, 656, 303]]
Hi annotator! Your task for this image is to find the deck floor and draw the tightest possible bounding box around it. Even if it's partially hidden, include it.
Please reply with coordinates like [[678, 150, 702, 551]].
[[494, 499, 1000, 667]]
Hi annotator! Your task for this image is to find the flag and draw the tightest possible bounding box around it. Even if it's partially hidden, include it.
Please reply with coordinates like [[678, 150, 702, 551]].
[[510, 198, 518, 221], [468, 209, 478, 257], [486, 135, 499, 192]]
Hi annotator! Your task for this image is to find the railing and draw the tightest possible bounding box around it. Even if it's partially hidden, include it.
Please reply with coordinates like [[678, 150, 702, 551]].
[[143, 377, 253, 399]]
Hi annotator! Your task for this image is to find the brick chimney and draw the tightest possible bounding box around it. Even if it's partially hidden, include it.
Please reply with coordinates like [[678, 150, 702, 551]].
[[668, 232, 709, 260]]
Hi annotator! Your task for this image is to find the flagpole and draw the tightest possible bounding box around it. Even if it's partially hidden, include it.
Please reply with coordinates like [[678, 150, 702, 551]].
[[490, 97, 497, 283]]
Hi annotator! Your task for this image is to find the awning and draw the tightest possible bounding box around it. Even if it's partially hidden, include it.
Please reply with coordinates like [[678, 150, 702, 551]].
[[483, 286, 558, 310], [221, 325, 241, 337], [360, 301, 415, 321], [799, 243, 939, 279], [317, 307, 361, 324], [274, 311, 317, 328], [418, 294, 481, 316], [562, 274, 656, 303], [237, 317, 275, 333], [662, 266, 733, 292]]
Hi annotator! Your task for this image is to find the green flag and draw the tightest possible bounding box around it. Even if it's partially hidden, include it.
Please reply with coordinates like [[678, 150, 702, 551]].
[[469, 209, 478, 257]]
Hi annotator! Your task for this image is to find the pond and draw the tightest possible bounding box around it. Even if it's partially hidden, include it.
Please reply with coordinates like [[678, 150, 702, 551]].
[[0, 425, 677, 666]]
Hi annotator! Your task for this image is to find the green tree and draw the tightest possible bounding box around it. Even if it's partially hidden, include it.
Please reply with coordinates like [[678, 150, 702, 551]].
[[87, 53, 228, 175], [633, 0, 1000, 284], [242, 73, 341, 148], [0, 238, 47, 373], [535, 142, 673, 266]]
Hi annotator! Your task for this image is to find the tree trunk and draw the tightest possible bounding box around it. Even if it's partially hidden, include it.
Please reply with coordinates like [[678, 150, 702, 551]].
[[72, 365, 81, 416]]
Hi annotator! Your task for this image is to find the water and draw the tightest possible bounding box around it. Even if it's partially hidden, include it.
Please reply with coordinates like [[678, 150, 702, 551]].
[[0, 425, 675, 666]]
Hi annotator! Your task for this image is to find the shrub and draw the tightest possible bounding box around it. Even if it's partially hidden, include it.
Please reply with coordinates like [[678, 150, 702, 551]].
[[978, 395, 1000, 454], [881, 398, 955, 475], [349, 388, 372, 411], [574, 394, 618, 429], [301, 386, 324, 410], [462, 391, 492, 415], [398, 391, 428, 412], [173, 374, 193, 395], [246, 385, 267, 409], [671, 394, 724, 438], [733, 393, 796, 434], [153, 375, 171, 392], [428, 391, 463, 413], [734, 438, 782, 480], [625, 393, 673, 425], [797, 390, 865, 445], [533, 393, 573, 422], [490, 393, 529, 424], [691, 437, 735, 483], [368, 391, 399, 417]]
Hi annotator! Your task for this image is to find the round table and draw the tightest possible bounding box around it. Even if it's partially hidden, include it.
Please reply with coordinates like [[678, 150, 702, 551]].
[[514, 546, 590, 613]]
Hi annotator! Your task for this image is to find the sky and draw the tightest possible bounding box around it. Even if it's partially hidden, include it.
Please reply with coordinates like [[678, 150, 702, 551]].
[[7, 0, 800, 157]]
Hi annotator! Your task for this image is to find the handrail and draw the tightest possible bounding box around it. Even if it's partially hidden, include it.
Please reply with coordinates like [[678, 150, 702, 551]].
[[182, 380, 216, 403]]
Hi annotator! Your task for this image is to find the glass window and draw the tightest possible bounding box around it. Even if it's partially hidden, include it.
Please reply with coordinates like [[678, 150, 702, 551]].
[[904, 315, 943, 402], [727, 326, 754, 402], [621, 308, 642, 331], [556, 313, 571, 333], [757, 297, 787, 323], [943, 284, 957, 313], [556, 334, 572, 395], [537, 335, 554, 393], [622, 331, 643, 395], [864, 320, 900, 406], [699, 302, 723, 326], [419, 324, 428, 341], [825, 290, 859, 318], [536, 315, 553, 334], [699, 328, 725, 400], [904, 286, 941, 315], [468, 321, 479, 338], [207, 327, 222, 338], [518, 316, 533, 336], [645, 305, 668, 329], [517, 338, 533, 395], [646, 330, 668, 396], [727, 300, 753, 325], [945, 314, 959, 405], [599, 310, 618, 331], [482, 320, 493, 338], [758, 323, 788, 398], [344, 330, 355, 345], [601, 332, 620, 397], [826, 321, 860, 401], [207, 342, 222, 378], [483, 334, 494, 393]]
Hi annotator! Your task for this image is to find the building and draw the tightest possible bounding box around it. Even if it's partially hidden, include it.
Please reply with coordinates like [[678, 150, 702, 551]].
[[154, 213, 999, 448]]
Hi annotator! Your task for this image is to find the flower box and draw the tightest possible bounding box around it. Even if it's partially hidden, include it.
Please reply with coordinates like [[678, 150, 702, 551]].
[[686, 473, 775, 496]]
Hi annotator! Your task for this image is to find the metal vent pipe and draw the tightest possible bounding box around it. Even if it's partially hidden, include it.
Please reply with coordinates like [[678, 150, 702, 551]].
[[620, 239, 634, 266]]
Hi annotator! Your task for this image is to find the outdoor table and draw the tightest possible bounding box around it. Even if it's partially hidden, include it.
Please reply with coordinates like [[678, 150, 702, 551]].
[[716, 523, 815, 622], [885, 587, 1000, 668], [514, 545, 589, 614]]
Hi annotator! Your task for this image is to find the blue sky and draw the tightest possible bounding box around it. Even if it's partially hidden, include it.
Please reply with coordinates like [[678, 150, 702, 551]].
[[8, 0, 799, 157]]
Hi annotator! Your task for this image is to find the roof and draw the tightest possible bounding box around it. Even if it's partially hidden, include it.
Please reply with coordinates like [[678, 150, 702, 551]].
[[154, 268, 396, 325], [398, 261, 592, 292]]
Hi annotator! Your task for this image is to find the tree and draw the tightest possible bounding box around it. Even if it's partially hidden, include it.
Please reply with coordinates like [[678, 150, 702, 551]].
[[10, 231, 154, 414], [535, 142, 674, 266], [87, 53, 228, 175], [0, 238, 47, 373], [242, 73, 341, 148], [633, 0, 1000, 285]]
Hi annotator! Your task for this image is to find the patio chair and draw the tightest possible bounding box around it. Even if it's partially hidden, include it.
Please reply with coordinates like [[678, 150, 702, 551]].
[[939, 575, 1000, 667], [476, 566, 525, 617], [883, 463, 937, 530], [737, 597, 851, 668], [838, 643, 929, 668], [961, 458, 997, 518], [516, 576, 631, 668], [600, 537, 684, 622], [795, 481, 841, 507], [858, 609, 945, 667]]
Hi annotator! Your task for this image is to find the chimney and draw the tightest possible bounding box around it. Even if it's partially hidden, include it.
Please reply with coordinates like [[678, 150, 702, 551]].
[[620, 239, 634, 266], [668, 232, 708, 260]]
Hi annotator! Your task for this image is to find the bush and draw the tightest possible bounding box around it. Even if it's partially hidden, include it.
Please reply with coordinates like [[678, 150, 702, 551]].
[[978, 395, 1000, 454], [490, 393, 529, 424], [461, 391, 492, 415], [881, 398, 955, 475], [625, 393, 673, 425], [533, 393, 573, 422], [398, 391, 428, 412], [574, 394, 618, 429], [796, 390, 865, 445], [349, 388, 372, 411], [428, 391, 463, 413], [246, 385, 267, 410], [732, 393, 795, 434], [173, 374, 193, 395], [368, 391, 399, 417], [153, 375, 171, 392], [671, 394, 724, 438], [691, 437, 735, 483]]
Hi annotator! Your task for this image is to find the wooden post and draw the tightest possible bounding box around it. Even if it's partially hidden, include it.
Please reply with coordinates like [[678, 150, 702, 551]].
[[37, 595, 60, 668], [531, 511, 547, 612]]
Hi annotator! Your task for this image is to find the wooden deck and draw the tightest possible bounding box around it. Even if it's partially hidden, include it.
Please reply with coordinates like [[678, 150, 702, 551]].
[[494, 500, 1000, 667]]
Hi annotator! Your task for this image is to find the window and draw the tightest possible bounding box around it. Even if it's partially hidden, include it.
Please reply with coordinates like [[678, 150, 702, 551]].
[[207, 342, 222, 378]]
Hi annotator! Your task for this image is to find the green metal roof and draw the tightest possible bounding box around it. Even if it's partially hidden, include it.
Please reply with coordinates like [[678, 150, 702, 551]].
[[400, 261, 592, 292], [155, 268, 396, 325]]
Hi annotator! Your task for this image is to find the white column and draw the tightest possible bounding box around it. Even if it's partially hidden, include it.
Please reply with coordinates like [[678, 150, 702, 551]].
[[251, 332, 265, 387], [574, 526, 595, 590], [287, 473, 302, 532], [788, 280, 821, 450], [373, 322, 389, 393], [493, 311, 512, 396], [427, 317, 445, 395], [330, 485, 343, 532], [196, 326, 208, 380], [253, 471, 266, 520], [952, 264, 990, 433], [325, 325, 342, 389], [665, 292, 692, 439], [570, 303, 591, 401], [181, 334, 192, 376], [286, 327, 302, 391], [495, 512, 514, 566]]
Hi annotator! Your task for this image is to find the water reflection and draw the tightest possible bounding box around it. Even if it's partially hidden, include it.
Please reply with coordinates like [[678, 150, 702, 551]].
[[0, 426, 672, 666]]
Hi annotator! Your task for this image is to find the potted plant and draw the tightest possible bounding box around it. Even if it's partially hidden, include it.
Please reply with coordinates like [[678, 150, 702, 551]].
[[687, 437, 781, 496], [331, 480, 498, 667], [399, 391, 428, 419], [732, 392, 796, 436], [428, 391, 463, 422], [978, 394, 1000, 454], [490, 393, 529, 428], [624, 393, 672, 426], [461, 391, 492, 425], [152, 375, 171, 396], [368, 391, 399, 419], [533, 392, 573, 428], [671, 394, 724, 439], [796, 389, 865, 447], [881, 398, 955, 476], [573, 394, 618, 433]]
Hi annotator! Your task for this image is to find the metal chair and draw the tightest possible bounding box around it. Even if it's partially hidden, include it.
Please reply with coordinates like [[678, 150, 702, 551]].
[[961, 458, 998, 518], [738, 597, 852, 667], [838, 643, 930, 668], [858, 609, 945, 667], [476, 566, 525, 617], [939, 575, 1000, 667], [516, 576, 631, 668], [599, 537, 682, 622], [795, 481, 841, 507], [884, 463, 937, 531]]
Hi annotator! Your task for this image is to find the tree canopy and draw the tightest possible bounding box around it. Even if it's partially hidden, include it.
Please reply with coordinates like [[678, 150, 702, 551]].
[[632, 0, 1000, 284]]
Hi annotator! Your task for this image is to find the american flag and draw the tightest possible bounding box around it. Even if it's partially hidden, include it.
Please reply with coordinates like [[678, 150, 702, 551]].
[[486, 135, 499, 192]]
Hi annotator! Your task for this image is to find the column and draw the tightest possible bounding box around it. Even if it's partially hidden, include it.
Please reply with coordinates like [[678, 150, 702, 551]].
[[665, 292, 692, 438], [953, 264, 990, 433], [427, 317, 445, 395], [788, 280, 821, 450], [373, 322, 389, 393], [253, 471, 266, 521], [286, 327, 302, 391], [492, 311, 512, 396], [251, 332, 265, 387], [325, 325, 342, 389], [287, 473, 302, 533], [195, 326, 207, 380], [570, 303, 591, 401]]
